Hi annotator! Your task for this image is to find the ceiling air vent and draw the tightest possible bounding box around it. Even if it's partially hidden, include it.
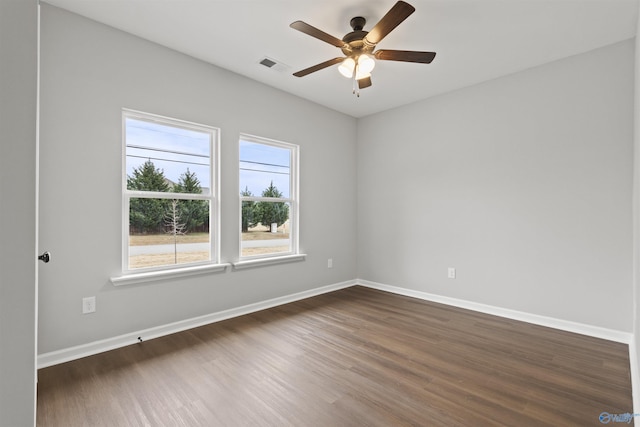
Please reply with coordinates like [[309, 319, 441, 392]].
[[260, 58, 277, 68], [258, 57, 290, 73]]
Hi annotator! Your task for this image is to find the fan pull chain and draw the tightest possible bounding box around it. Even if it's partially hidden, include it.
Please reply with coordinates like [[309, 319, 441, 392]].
[[352, 63, 360, 97]]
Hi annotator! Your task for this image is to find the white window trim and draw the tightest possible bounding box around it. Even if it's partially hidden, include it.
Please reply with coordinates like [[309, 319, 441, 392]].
[[236, 133, 301, 264], [110, 262, 230, 286], [232, 254, 306, 270], [119, 109, 221, 279]]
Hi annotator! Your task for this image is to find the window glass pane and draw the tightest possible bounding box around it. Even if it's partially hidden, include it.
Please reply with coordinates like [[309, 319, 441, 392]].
[[241, 201, 291, 257], [129, 198, 210, 269], [126, 118, 211, 194], [239, 140, 290, 198]]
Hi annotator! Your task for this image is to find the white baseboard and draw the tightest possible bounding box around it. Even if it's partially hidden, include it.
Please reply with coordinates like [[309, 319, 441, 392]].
[[37, 280, 356, 368], [356, 279, 633, 344]]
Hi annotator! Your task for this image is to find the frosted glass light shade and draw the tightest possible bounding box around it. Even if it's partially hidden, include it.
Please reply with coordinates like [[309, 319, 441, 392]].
[[338, 57, 356, 77], [358, 54, 375, 74]]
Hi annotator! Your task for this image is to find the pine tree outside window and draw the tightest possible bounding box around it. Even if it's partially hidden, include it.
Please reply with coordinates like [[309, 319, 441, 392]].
[[239, 134, 299, 260], [123, 110, 219, 272]]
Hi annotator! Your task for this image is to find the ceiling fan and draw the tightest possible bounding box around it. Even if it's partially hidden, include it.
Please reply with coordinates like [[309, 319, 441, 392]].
[[290, 1, 436, 96]]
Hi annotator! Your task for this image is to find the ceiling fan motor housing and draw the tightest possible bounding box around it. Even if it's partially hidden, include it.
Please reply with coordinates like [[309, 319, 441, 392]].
[[342, 17, 371, 56]]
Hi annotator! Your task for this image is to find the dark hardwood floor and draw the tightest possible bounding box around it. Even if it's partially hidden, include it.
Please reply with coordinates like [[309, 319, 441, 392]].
[[36, 286, 633, 426]]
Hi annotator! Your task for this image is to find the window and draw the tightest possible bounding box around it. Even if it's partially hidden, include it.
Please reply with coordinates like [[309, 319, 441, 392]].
[[239, 134, 299, 260], [123, 110, 218, 272]]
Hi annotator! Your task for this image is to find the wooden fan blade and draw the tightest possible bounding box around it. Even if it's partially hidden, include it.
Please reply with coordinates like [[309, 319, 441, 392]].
[[290, 21, 347, 49], [364, 1, 415, 47], [358, 76, 372, 89], [374, 50, 436, 63], [293, 57, 344, 77]]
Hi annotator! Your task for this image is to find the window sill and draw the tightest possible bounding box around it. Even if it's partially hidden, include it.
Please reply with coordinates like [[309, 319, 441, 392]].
[[110, 263, 230, 286], [232, 254, 306, 270]]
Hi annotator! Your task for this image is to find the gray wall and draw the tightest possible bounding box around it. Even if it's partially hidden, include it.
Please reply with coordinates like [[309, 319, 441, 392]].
[[38, 5, 357, 354], [357, 40, 634, 331], [0, 0, 38, 424]]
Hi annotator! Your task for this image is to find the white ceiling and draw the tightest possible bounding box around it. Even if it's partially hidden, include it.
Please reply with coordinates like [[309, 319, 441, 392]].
[[43, 0, 638, 118]]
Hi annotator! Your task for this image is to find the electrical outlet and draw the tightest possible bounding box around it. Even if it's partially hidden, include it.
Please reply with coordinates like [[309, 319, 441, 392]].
[[448, 267, 456, 279], [82, 296, 96, 314], [328, 258, 333, 268]]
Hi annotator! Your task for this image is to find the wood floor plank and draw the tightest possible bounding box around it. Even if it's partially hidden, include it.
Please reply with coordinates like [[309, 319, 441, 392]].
[[37, 286, 633, 426]]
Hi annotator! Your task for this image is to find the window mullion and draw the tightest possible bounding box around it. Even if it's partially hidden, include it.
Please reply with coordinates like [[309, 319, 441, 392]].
[[240, 196, 292, 203], [126, 190, 211, 201]]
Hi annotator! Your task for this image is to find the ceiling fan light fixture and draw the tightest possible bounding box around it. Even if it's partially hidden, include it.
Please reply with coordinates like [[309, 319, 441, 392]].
[[339, 54, 375, 80], [338, 57, 356, 78], [357, 54, 375, 74]]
